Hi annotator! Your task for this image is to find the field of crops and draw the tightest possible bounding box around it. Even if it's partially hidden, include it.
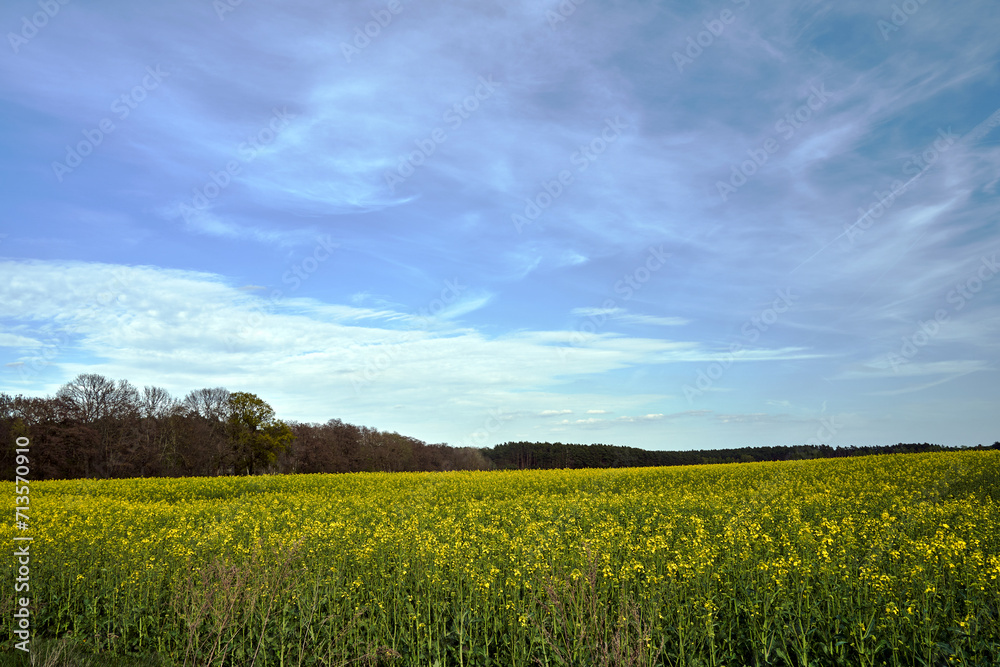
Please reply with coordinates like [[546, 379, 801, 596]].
[[3, 450, 999, 666]]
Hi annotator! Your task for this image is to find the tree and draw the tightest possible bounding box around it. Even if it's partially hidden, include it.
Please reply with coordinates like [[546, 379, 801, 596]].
[[135, 386, 182, 477], [183, 388, 232, 474], [227, 392, 294, 475], [183, 387, 231, 421], [2, 393, 99, 479], [56, 374, 118, 423], [56, 374, 140, 477], [141, 386, 178, 420]]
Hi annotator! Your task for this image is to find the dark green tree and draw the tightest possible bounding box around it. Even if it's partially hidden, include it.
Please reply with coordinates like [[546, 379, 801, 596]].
[[227, 392, 294, 475]]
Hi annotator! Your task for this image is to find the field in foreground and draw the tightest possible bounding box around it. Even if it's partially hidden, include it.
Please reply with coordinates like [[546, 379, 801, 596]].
[[2, 451, 999, 666]]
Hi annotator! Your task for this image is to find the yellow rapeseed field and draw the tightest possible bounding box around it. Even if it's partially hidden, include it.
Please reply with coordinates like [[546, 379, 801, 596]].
[[3, 450, 999, 666]]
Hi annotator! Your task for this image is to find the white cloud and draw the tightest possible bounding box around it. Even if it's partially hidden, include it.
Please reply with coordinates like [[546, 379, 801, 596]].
[[0, 333, 44, 348], [0, 259, 778, 443], [3, 0, 999, 450], [570, 307, 689, 327], [839, 359, 991, 380]]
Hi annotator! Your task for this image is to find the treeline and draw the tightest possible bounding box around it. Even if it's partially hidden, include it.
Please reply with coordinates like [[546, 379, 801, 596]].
[[480, 440, 1000, 471], [1, 374, 489, 480], [3, 374, 996, 481]]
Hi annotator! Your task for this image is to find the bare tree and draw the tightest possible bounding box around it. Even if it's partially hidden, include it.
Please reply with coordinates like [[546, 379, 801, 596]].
[[141, 385, 179, 419], [56, 373, 118, 422], [131, 386, 184, 476], [183, 387, 231, 421], [1, 393, 99, 478], [183, 388, 233, 474], [55, 375, 140, 476]]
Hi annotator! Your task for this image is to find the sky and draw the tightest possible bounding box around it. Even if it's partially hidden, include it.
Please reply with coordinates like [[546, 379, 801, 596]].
[[1, 0, 998, 451]]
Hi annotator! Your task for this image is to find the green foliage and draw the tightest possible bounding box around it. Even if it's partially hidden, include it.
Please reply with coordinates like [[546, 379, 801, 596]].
[[226, 392, 294, 476]]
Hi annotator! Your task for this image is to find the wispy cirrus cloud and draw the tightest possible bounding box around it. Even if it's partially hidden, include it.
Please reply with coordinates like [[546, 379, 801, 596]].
[[1, 0, 998, 448]]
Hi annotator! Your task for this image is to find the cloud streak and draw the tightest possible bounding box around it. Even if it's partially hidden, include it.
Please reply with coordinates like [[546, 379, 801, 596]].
[[1, 0, 998, 448]]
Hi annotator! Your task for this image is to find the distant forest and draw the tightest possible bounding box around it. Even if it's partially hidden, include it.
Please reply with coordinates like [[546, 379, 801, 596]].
[[2, 374, 997, 480], [484, 440, 999, 470]]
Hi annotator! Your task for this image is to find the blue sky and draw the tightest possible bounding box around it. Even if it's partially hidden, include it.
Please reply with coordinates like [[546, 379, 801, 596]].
[[1, 0, 998, 450]]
